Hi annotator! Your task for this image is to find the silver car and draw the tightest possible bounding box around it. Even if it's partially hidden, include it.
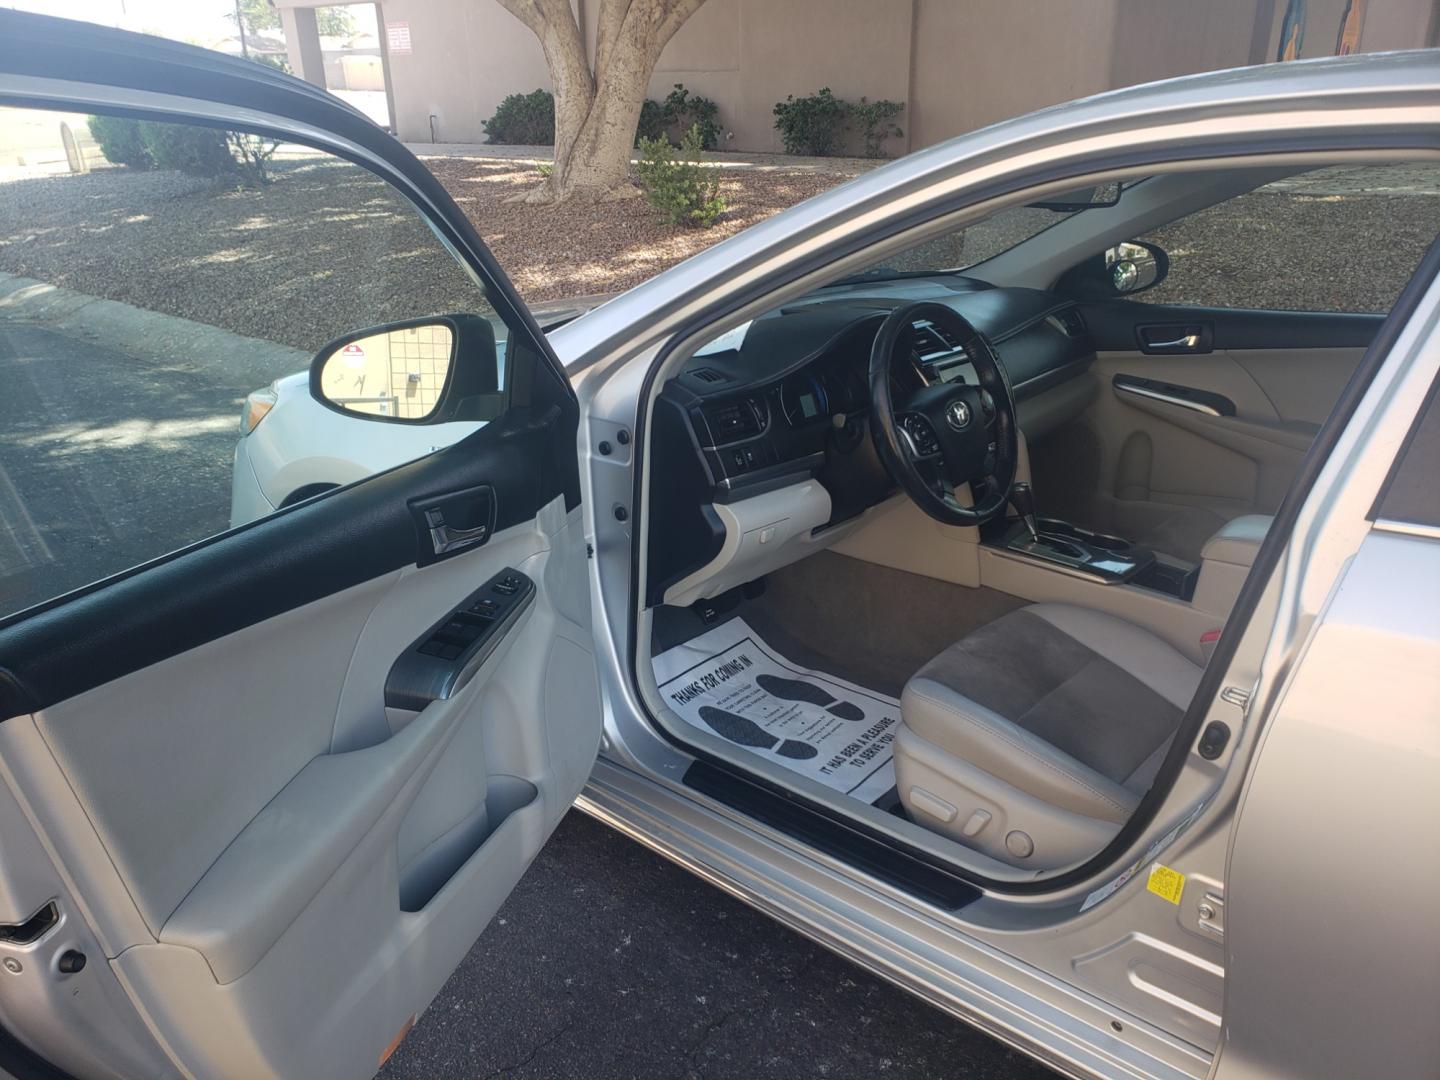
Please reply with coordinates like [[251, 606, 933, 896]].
[[1, 13, 1437, 1080]]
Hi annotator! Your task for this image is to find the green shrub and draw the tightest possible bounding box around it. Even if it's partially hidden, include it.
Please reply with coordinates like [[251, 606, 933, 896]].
[[636, 98, 667, 145], [139, 121, 237, 179], [87, 115, 153, 169], [226, 131, 281, 185], [483, 89, 555, 145], [635, 124, 725, 228], [88, 116, 277, 185], [772, 88, 848, 156], [660, 84, 721, 150], [851, 97, 905, 158]]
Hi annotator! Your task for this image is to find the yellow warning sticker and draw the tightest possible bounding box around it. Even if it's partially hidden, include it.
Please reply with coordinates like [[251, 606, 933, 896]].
[[1147, 864, 1186, 905]]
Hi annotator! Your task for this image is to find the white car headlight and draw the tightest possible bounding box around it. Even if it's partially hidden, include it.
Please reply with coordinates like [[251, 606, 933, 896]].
[[241, 383, 279, 435]]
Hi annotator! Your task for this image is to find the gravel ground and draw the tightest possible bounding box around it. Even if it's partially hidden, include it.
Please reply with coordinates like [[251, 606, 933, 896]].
[[1139, 166, 1440, 312], [1, 156, 1436, 356], [0, 152, 858, 353]]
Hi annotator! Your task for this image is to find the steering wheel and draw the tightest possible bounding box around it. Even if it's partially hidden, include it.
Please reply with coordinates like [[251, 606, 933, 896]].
[[869, 301, 1018, 527]]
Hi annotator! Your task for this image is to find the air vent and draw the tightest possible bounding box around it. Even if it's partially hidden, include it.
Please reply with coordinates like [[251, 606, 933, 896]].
[[702, 397, 766, 445], [691, 367, 728, 384], [912, 320, 960, 359], [1049, 308, 1087, 338]]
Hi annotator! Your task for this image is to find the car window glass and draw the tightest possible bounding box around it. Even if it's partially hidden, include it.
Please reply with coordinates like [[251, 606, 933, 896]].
[[0, 105, 506, 620], [1130, 165, 1440, 313]]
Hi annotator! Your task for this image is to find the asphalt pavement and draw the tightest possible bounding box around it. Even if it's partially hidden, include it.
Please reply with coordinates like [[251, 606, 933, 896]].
[[379, 810, 1053, 1080], [0, 318, 1052, 1079]]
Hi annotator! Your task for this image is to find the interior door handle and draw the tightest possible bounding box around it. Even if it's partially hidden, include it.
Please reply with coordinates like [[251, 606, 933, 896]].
[[429, 521, 488, 555], [1145, 333, 1200, 350], [410, 484, 496, 566], [1137, 322, 1212, 354]]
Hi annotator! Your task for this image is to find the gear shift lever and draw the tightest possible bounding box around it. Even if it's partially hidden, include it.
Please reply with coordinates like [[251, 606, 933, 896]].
[[1009, 481, 1040, 543]]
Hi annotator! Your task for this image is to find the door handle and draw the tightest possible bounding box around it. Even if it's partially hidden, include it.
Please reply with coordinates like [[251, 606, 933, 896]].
[[1137, 322, 1212, 354], [429, 520, 488, 555], [409, 484, 496, 566], [1144, 333, 1200, 350]]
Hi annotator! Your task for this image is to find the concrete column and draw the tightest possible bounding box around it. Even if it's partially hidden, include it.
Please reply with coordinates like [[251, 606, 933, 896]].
[[281, 7, 326, 88]]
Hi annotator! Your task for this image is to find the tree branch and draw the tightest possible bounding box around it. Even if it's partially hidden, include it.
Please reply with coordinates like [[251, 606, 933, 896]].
[[656, 0, 708, 47], [594, 0, 631, 81]]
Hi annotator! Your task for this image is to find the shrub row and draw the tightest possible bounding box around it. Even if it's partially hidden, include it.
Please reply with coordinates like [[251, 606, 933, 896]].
[[484, 84, 722, 150], [773, 89, 905, 158], [87, 116, 278, 185]]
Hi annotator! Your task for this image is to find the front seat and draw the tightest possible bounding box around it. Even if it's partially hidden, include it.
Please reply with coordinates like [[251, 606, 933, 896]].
[[894, 603, 1201, 869]]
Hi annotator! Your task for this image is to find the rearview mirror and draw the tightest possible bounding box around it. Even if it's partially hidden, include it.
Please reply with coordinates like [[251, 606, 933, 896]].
[[310, 315, 503, 425], [1027, 182, 1121, 212], [1055, 240, 1169, 300]]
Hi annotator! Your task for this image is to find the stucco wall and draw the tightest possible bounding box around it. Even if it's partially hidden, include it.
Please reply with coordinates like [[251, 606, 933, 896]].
[[277, 0, 1439, 151], [370, 0, 550, 143]]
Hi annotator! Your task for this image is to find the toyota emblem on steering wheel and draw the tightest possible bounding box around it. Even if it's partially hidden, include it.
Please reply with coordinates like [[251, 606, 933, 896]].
[[945, 399, 972, 431]]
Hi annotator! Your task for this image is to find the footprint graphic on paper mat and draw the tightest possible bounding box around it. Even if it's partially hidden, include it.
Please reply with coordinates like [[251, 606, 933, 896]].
[[755, 674, 866, 722], [698, 705, 818, 760]]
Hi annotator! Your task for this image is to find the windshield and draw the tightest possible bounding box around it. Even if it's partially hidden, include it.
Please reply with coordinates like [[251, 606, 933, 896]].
[[834, 204, 1079, 286]]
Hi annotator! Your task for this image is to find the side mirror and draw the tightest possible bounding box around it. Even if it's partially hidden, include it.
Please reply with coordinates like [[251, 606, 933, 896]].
[[310, 314, 503, 425], [1057, 240, 1170, 300]]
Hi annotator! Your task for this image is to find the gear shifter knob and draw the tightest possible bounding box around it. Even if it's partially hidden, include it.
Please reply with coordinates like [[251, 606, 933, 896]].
[[1009, 482, 1040, 542]]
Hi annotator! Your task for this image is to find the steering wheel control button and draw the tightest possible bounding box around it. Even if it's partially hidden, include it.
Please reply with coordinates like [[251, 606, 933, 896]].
[[900, 415, 941, 458], [1005, 830, 1035, 859]]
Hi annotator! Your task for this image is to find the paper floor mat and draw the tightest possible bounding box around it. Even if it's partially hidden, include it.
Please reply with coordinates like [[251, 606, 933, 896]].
[[653, 618, 899, 805]]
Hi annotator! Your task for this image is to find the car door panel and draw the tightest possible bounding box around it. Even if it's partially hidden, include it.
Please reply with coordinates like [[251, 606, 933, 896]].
[[0, 493, 598, 1078], [1030, 299, 1376, 559], [0, 14, 599, 1078]]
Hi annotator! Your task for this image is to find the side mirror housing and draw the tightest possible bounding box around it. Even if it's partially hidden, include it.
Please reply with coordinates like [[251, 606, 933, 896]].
[[309, 314, 503, 425], [1057, 240, 1170, 300]]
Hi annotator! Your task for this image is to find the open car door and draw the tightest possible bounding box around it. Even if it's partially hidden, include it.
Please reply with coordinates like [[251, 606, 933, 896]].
[[0, 15, 600, 1079]]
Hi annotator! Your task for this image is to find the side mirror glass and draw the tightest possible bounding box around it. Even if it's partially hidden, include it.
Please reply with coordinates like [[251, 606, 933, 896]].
[[310, 315, 502, 425], [1056, 240, 1169, 300], [1104, 241, 1165, 294]]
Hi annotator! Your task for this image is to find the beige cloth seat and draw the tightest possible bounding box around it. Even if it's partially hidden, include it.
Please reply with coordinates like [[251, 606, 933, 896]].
[[895, 603, 1202, 869]]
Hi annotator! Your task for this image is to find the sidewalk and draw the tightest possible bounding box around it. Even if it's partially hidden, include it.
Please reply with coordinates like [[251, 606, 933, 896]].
[[405, 141, 881, 177]]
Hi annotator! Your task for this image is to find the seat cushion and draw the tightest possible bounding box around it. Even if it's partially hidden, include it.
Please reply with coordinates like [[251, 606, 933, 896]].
[[901, 603, 1202, 823]]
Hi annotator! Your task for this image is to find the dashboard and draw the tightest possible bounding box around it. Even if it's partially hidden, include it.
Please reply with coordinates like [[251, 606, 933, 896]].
[[646, 277, 1098, 607]]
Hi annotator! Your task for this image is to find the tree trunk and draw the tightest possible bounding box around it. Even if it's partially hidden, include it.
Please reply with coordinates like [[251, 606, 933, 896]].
[[495, 0, 708, 203]]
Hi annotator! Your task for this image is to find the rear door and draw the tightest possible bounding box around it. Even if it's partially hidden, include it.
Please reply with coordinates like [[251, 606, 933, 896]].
[[1042, 164, 1438, 561], [0, 14, 599, 1079]]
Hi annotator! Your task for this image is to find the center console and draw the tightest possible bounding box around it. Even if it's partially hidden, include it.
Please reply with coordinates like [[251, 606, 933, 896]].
[[982, 484, 1199, 600], [1001, 517, 1155, 583]]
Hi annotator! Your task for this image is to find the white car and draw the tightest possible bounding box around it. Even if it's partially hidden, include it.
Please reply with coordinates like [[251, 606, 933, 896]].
[[230, 297, 606, 527]]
